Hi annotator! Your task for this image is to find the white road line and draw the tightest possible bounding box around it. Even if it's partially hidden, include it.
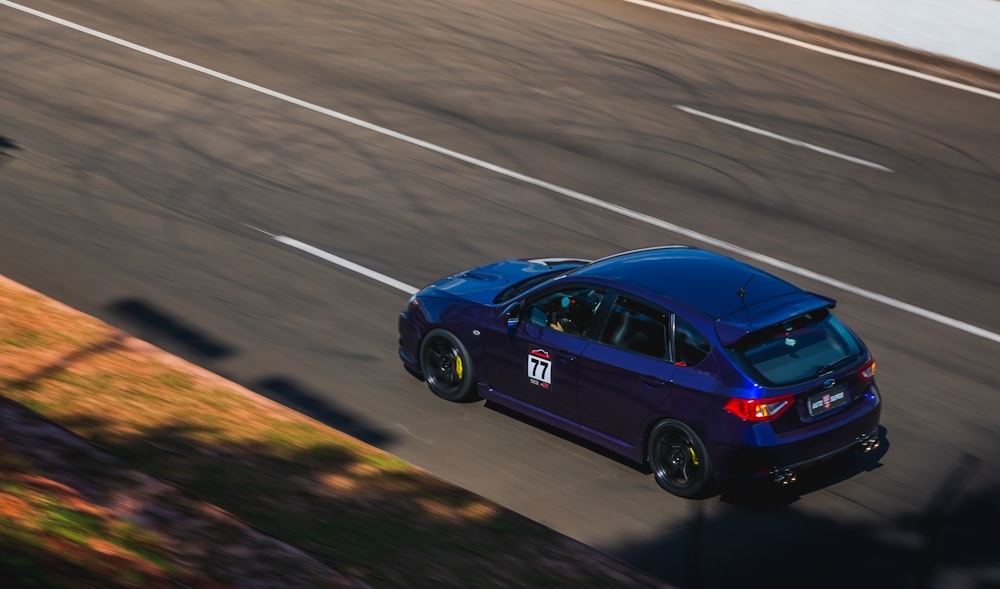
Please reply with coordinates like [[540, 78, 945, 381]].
[[247, 226, 419, 294], [675, 105, 893, 172], [623, 0, 1000, 102], [5, 1, 998, 345]]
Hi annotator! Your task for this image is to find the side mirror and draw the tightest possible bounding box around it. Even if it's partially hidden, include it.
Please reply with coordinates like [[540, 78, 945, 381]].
[[505, 302, 522, 330]]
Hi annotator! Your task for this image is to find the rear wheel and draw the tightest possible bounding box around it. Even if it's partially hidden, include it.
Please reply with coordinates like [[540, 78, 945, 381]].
[[419, 329, 477, 402], [648, 419, 713, 498]]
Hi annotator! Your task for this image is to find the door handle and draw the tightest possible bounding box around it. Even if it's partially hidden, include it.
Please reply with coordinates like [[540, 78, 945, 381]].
[[640, 375, 666, 387], [555, 351, 577, 362]]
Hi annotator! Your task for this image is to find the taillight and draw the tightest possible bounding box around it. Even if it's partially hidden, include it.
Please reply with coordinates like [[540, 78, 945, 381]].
[[859, 359, 876, 382], [724, 394, 795, 422]]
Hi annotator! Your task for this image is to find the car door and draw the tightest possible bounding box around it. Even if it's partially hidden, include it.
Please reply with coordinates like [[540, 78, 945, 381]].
[[577, 295, 676, 447], [484, 285, 606, 420]]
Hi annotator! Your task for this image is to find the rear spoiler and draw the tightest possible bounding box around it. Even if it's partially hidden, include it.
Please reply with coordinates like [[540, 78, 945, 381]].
[[715, 292, 836, 346]]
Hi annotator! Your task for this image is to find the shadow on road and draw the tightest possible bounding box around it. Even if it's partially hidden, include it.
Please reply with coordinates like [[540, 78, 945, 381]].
[[254, 376, 389, 447], [0, 136, 21, 163], [104, 297, 392, 448], [612, 439, 994, 589], [109, 299, 233, 359], [477, 406, 996, 588], [486, 400, 890, 505], [485, 399, 651, 473], [87, 298, 996, 588]]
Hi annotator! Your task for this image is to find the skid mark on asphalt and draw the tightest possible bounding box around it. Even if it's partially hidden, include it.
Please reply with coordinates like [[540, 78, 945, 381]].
[[3, 0, 997, 344]]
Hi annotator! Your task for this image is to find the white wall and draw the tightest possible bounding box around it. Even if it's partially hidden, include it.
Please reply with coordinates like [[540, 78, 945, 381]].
[[729, 0, 1000, 70]]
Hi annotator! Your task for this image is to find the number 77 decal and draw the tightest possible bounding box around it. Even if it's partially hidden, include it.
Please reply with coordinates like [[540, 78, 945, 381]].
[[528, 349, 552, 389]]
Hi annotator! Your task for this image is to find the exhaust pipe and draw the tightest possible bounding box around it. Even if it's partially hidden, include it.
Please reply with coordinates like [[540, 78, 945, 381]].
[[857, 429, 881, 453], [769, 428, 879, 486], [772, 468, 797, 485]]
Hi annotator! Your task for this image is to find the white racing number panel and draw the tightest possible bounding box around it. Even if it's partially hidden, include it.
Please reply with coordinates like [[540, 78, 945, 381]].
[[528, 349, 552, 389]]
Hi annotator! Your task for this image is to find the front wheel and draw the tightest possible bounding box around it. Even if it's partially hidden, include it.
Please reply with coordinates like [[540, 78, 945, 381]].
[[419, 329, 477, 402], [648, 419, 714, 498]]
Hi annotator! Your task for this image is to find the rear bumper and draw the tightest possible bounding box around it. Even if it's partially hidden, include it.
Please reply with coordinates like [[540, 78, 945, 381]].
[[772, 426, 880, 470], [761, 426, 880, 485], [713, 395, 882, 481]]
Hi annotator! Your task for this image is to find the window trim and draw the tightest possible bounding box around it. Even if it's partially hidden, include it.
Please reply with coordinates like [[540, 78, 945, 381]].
[[595, 292, 711, 367], [668, 312, 677, 364], [521, 282, 609, 340]]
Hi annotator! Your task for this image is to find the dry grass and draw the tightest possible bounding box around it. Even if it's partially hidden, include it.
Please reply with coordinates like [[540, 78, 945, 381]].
[[0, 275, 668, 589]]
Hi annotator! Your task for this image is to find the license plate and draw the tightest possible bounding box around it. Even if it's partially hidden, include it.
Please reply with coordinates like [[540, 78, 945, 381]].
[[807, 386, 848, 416]]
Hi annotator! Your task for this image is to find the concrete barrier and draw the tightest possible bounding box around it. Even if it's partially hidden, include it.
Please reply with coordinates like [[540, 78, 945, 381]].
[[728, 0, 1000, 71]]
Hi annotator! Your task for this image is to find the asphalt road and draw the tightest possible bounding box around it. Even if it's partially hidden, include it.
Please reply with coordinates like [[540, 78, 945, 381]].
[[2, 0, 999, 587]]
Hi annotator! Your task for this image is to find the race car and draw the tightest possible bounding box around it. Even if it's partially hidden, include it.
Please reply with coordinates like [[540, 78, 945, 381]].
[[398, 246, 882, 498]]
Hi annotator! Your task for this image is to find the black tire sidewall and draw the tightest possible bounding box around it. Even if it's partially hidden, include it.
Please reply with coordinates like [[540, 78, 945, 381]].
[[648, 419, 713, 499], [420, 328, 476, 402]]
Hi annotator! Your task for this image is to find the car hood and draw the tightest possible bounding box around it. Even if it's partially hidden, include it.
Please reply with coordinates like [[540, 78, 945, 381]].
[[421, 258, 589, 305]]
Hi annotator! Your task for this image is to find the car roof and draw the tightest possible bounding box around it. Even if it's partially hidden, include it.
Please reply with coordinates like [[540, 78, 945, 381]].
[[570, 246, 807, 320]]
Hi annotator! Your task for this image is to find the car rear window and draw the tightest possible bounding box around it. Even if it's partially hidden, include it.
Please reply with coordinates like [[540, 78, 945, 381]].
[[726, 309, 863, 386]]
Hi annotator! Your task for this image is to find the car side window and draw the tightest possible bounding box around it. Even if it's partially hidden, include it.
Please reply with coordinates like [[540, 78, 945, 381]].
[[674, 317, 710, 367], [599, 296, 668, 359], [525, 286, 605, 337]]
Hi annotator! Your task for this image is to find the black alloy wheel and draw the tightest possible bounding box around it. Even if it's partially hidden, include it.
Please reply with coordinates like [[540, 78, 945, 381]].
[[419, 329, 477, 402], [648, 419, 713, 498]]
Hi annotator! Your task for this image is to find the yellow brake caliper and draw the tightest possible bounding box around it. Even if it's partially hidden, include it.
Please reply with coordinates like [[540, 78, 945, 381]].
[[454, 355, 463, 380], [689, 446, 700, 467]]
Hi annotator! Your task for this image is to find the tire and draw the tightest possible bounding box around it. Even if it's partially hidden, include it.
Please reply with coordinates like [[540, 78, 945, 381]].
[[648, 419, 714, 498], [419, 329, 477, 402]]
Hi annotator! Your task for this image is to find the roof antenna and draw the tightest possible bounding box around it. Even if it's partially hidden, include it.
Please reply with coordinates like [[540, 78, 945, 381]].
[[737, 274, 754, 327]]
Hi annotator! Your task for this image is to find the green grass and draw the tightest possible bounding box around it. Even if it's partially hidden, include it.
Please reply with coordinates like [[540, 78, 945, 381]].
[[153, 372, 194, 391], [38, 507, 103, 545], [0, 276, 664, 589], [108, 522, 175, 572], [0, 328, 48, 349]]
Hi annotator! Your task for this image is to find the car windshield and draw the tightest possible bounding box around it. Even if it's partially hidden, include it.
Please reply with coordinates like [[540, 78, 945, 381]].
[[726, 309, 864, 386], [493, 271, 564, 304]]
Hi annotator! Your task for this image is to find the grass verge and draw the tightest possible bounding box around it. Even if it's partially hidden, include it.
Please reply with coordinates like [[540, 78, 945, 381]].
[[0, 275, 667, 589]]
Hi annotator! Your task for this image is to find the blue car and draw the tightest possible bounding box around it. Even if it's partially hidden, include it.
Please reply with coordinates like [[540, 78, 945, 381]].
[[398, 246, 882, 497]]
